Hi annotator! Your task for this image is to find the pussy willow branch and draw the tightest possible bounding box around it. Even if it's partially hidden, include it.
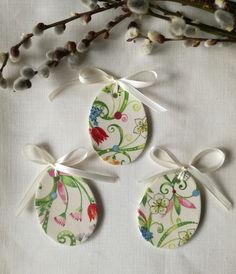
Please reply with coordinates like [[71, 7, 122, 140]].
[[152, 0, 236, 14], [149, 5, 236, 40], [23, 11, 131, 86], [0, 1, 124, 75]]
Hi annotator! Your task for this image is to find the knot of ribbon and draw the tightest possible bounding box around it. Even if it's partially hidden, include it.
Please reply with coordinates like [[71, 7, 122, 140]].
[[16, 144, 118, 216], [49, 67, 167, 113], [141, 147, 232, 210]]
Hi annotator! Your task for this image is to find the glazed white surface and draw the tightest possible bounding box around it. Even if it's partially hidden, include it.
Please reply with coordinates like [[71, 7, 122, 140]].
[[1, 1, 236, 273]]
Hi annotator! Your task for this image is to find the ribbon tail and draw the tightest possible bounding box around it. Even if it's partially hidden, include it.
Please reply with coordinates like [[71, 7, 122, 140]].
[[190, 167, 232, 210], [119, 80, 167, 113], [15, 168, 48, 216], [49, 79, 79, 101], [55, 163, 118, 183]]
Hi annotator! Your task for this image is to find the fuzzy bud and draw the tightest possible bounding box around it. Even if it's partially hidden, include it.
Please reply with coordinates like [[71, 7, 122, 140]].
[[67, 52, 80, 70], [215, 0, 227, 9], [125, 27, 139, 40], [66, 41, 77, 53], [127, 0, 149, 15], [54, 24, 66, 35], [54, 47, 69, 60], [214, 9, 235, 31], [38, 65, 50, 78], [141, 39, 153, 55], [169, 17, 186, 37], [13, 77, 32, 91], [21, 33, 32, 49], [46, 49, 56, 60], [10, 47, 20, 63], [77, 39, 90, 53], [147, 31, 165, 44], [20, 66, 36, 79], [33, 22, 45, 36], [204, 39, 217, 47]]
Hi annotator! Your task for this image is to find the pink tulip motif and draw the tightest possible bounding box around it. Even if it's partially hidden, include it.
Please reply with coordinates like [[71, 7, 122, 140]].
[[57, 180, 67, 205]]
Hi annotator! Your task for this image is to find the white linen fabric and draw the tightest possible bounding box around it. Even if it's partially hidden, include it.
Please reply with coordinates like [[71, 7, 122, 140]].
[[0, 1, 236, 273]]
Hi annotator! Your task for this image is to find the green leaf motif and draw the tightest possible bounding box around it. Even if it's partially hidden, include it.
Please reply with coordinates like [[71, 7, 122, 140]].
[[147, 214, 152, 229], [174, 195, 181, 215], [147, 187, 153, 193], [61, 175, 78, 188], [141, 193, 148, 206], [138, 216, 146, 227]]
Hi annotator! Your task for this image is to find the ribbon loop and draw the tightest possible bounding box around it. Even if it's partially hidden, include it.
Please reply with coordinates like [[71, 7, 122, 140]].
[[143, 146, 232, 210], [79, 67, 116, 84], [150, 147, 184, 169], [49, 67, 167, 113], [23, 144, 56, 165], [190, 148, 225, 173]]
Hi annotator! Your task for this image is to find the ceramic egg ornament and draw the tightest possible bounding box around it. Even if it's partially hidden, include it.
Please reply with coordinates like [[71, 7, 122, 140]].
[[35, 168, 98, 246], [89, 83, 148, 165], [138, 171, 201, 249]]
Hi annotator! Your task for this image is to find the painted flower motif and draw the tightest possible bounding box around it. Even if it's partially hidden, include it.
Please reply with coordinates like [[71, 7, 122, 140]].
[[87, 203, 97, 221], [178, 229, 195, 246], [90, 127, 109, 145], [148, 194, 170, 215], [133, 117, 148, 138], [140, 226, 153, 241], [54, 212, 66, 227], [70, 208, 82, 221], [57, 180, 67, 205], [89, 106, 103, 126]]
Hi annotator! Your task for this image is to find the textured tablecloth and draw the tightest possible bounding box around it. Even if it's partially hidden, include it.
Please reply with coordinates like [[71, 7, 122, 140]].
[[1, 1, 236, 273]]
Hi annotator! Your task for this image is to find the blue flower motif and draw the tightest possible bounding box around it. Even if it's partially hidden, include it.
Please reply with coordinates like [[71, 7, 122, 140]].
[[50, 192, 57, 200], [89, 106, 103, 126], [192, 189, 200, 197], [140, 226, 153, 241], [112, 145, 119, 152]]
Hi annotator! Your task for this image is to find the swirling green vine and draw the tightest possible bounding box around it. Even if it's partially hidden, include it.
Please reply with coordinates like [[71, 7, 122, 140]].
[[57, 230, 77, 246]]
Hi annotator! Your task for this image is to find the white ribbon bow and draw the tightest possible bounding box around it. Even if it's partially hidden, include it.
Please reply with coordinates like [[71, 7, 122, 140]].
[[141, 147, 232, 210], [16, 144, 118, 216], [49, 67, 167, 113]]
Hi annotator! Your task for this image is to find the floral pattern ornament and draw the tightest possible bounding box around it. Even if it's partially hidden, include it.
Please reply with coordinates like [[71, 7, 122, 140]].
[[137, 172, 201, 249], [35, 168, 98, 246], [89, 84, 148, 165]]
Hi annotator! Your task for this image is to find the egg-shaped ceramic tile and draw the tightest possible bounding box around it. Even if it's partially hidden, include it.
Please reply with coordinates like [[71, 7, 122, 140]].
[[35, 168, 98, 246], [89, 84, 148, 165], [138, 171, 201, 249]]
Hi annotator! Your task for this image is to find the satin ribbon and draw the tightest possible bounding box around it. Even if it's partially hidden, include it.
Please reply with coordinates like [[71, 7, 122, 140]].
[[16, 144, 118, 216], [49, 67, 167, 113], [141, 147, 232, 210]]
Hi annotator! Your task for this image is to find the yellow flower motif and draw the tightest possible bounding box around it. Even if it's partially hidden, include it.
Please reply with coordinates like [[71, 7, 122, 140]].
[[178, 229, 195, 246], [148, 194, 169, 215], [133, 117, 148, 138]]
